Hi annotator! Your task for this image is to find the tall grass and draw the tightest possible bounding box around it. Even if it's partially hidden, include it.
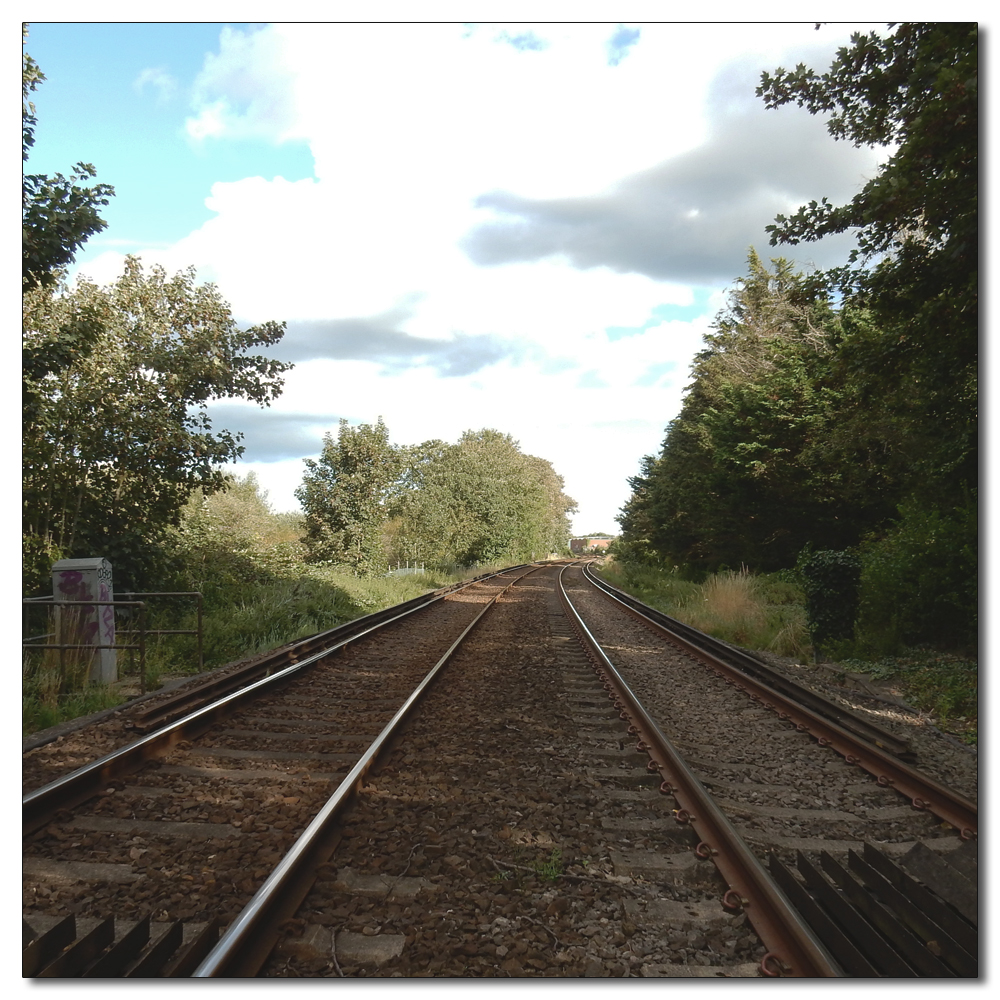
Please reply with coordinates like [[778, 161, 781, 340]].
[[598, 561, 811, 659], [22, 607, 123, 736]]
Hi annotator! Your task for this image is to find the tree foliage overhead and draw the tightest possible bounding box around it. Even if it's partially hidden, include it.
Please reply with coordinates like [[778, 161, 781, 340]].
[[758, 23, 976, 298], [757, 22, 977, 503], [23, 258, 291, 592]]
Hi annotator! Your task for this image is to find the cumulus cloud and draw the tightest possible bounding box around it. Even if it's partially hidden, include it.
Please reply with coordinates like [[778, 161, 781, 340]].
[[461, 58, 882, 285], [185, 25, 301, 143]]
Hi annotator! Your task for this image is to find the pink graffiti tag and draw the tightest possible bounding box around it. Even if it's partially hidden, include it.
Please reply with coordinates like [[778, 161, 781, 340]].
[[56, 570, 98, 643], [99, 582, 115, 640]]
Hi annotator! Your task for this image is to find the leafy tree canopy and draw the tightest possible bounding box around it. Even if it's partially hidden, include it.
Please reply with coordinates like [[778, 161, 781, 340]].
[[298, 423, 577, 574], [23, 258, 291, 592], [757, 23, 977, 502], [758, 23, 976, 309], [616, 252, 889, 572], [296, 418, 401, 576], [390, 429, 576, 568]]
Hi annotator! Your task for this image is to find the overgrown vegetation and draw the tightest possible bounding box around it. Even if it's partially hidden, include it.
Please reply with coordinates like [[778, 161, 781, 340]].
[[22, 471, 533, 735], [531, 848, 564, 882], [797, 549, 861, 655], [617, 25, 977, 665], [23, 24, 977, 743], [597, 560, 810, 659], [598, 557, 977, 744]]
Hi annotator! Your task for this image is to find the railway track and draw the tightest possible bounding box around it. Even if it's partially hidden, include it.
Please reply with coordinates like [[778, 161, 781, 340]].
[[23, 561, 977, 977], [561, 563, 977, 977]]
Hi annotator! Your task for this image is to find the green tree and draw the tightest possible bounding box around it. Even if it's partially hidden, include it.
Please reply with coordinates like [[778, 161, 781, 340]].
[[389, 429, 575, 568], [297, 422, 575, 574], [618, 252, 867, 572], [22, 257, 291, 592], [523, 453, 578, 557], [296, 418, 400, 575], [758, 24, 977, 651], [757, 22, 977, 506]]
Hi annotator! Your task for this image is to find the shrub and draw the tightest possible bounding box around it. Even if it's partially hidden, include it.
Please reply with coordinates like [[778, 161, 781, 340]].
[[798, 549, 861, 653], [855, 497, 977, 653]]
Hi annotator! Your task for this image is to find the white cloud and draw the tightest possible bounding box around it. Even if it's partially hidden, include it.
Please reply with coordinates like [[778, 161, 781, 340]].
[[185, 24, 302, 143], [76, 22, 890, 532]]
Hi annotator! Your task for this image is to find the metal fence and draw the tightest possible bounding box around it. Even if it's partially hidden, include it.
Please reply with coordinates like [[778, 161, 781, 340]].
[[22, 591, 203, 696], [386, 563, 426, 577]]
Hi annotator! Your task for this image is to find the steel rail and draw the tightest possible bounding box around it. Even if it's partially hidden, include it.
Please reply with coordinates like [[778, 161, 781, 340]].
[[23, 565, 532, 834], [192, 566, 539, 976], [557, 565, 843, 978], [128, 565, 533, 732], [579, 564, 977, 840], [582, 562, 911, 759]]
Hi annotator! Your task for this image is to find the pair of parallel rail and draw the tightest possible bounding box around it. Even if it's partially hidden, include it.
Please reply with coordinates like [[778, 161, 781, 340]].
[[23, 561, 977, 977]]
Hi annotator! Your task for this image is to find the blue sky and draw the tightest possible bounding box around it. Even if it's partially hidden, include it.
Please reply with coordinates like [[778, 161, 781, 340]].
[[24, 17, 914, 532], [26, 23, 315, 249]]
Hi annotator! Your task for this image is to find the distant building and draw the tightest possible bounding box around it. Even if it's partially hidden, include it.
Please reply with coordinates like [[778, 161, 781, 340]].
[[570, 535, 615, 554]]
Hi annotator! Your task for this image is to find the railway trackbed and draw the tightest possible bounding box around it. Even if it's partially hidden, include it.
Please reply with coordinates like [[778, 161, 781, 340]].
[[23, 561, 978, 977]]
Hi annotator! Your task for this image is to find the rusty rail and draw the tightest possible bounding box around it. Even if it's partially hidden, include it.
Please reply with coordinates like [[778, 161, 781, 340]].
[[582, 563, 912, 759], [581, 563, 976, 840], [558, 565, 843, 978]]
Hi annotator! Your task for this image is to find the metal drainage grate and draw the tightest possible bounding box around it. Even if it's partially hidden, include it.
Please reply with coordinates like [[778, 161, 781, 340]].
[[769, 839, 977, 977], [23, 914, 221, 978]]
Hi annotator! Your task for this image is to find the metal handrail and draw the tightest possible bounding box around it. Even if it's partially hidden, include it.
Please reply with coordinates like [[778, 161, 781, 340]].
[[22, 599, 148, 692], [119, 591, 203, 673], [23, 591, 204, 694]]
